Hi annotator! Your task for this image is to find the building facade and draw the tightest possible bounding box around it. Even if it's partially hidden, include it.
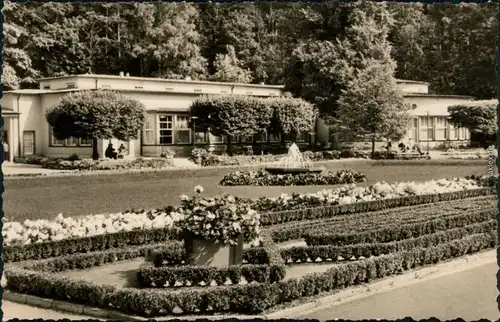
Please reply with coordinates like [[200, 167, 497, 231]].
[[316, 79, 473, 150], [0, 74, 472, 161]]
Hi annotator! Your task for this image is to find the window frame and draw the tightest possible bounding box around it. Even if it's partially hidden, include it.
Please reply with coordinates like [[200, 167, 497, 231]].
[[158, 114, 174, 145], [174, 115, 192, 145]]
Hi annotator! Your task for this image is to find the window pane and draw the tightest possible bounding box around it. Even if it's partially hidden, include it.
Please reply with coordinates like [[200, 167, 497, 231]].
[[176, 116, 190, 129], [66, 137, 78, 146], [195, 132, 207, 143], [176, 130, 191, 144], [79, 138, 92, 146], [210, 133, 224, 143], [412, 118, 418, 128], [159, 115, 173, 129], [436, 129, 445, 140], [241, 135, 253, 143], [254, 132, 267, 142], [420, 117, 427, 127], [420, 130, 428, 140], [296, 132, 308, 142], [269, 132, 281, 142], [427, 128, 434, 140], [145, 115, 156, 130], [159, 136, 173, 144], [143, 130, 155, 144]]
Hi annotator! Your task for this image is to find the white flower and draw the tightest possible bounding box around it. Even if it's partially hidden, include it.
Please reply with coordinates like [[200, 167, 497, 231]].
[[194, 185, 204, 194], [180, 194, 189, 201]]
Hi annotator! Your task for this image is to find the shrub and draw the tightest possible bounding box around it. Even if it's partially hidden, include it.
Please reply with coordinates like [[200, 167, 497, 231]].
[[137, 262, 286, 287], [160, 148, 176, 159], [13, 155, 49, 165], [67, 153, 81, 161], [220, 169, 367, 186], [40, 158, 173, 171]]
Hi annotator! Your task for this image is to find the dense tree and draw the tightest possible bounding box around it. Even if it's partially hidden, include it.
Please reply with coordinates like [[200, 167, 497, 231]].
[[268, 97, 317, 143], [448, 100, 497, 147], [337, 61, 410, 157], [334, 1, 410, 157], [448, 101, 497, 136], [46, 90, 146, 160], [189, 95, 269, 155], [209, 45, 253, 83], [3, 1, 497, 101]]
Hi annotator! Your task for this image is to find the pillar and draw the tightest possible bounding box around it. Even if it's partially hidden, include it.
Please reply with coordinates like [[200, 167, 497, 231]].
[[9, 117, 15, 162]]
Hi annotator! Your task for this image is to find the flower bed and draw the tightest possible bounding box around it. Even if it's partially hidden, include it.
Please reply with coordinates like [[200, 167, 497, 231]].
[[175, 186, 261, 246], [190, 148, 367, 167], [2, 177, 494, 248], [41, 157, 173, 171], [220, 169, 367, 186]]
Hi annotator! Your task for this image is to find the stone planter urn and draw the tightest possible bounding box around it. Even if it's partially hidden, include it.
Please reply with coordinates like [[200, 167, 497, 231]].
[[183, 232, 244, 267]]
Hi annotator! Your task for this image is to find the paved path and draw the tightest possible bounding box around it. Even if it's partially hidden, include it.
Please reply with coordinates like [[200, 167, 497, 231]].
[[293, 262, 499, 321], [2, 300, 101, 320]]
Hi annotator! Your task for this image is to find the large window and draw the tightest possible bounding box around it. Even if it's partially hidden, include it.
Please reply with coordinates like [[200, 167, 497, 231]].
[[296, 132, 308, 143], [50, 128, 92, 147], [435, 117, 447, 140], [419, 116, 434, 141], [175, 115, 191, 144], [194, 132, 207, 144], [450, 125, 459, 140], [409, 118, 418, 141], [143, 114, 156, 145], [158, 115, 173, 144], [269, 131, 281, 142], [254, 131, 268, 143]]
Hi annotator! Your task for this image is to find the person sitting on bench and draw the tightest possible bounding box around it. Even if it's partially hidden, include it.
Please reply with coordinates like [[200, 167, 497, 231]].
[[118, 144, 128, 159], [105, 142, 118, 159]]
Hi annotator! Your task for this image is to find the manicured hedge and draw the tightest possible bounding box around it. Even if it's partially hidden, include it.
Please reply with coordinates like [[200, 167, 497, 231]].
[[148, 245, 270, 267], [304, 209, 495, 246], [13, 242, 183, 273], [5, 233, 495, 316], [137, 262, 286, 287], [4, 227, 181, 263], [259, 187, 495, 225], [269, 196, 495, 243], [281, 220, 496, 263]]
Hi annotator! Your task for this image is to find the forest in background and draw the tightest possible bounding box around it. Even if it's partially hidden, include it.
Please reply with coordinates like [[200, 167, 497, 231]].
[[4, 1, 497, 102]]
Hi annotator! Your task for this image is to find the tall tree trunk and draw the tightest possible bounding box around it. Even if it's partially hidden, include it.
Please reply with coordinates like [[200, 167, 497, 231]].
[[227, 136, 233, 156], [92, 137, 99, 160], [371, 135, 376, 159]]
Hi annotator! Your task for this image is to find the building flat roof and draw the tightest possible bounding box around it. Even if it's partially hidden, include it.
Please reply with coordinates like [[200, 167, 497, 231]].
[[403, 93, 475, 100], [396, 79, 430, 85], [37, 74, 285, 90]]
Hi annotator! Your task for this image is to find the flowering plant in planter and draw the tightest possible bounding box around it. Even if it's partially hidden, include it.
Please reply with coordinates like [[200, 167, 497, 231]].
[[173, 185, 261, 246]]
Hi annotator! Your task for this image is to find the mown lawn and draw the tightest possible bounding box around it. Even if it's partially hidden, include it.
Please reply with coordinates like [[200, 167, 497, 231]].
[[3, 160, 492, 222]]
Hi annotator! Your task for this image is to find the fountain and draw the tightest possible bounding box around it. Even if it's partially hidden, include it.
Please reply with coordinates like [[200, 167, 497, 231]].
[[265, 143, 324, 175]]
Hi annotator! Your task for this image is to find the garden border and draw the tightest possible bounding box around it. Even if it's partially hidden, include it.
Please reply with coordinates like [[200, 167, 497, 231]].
[[4, 232, 495, 317]]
